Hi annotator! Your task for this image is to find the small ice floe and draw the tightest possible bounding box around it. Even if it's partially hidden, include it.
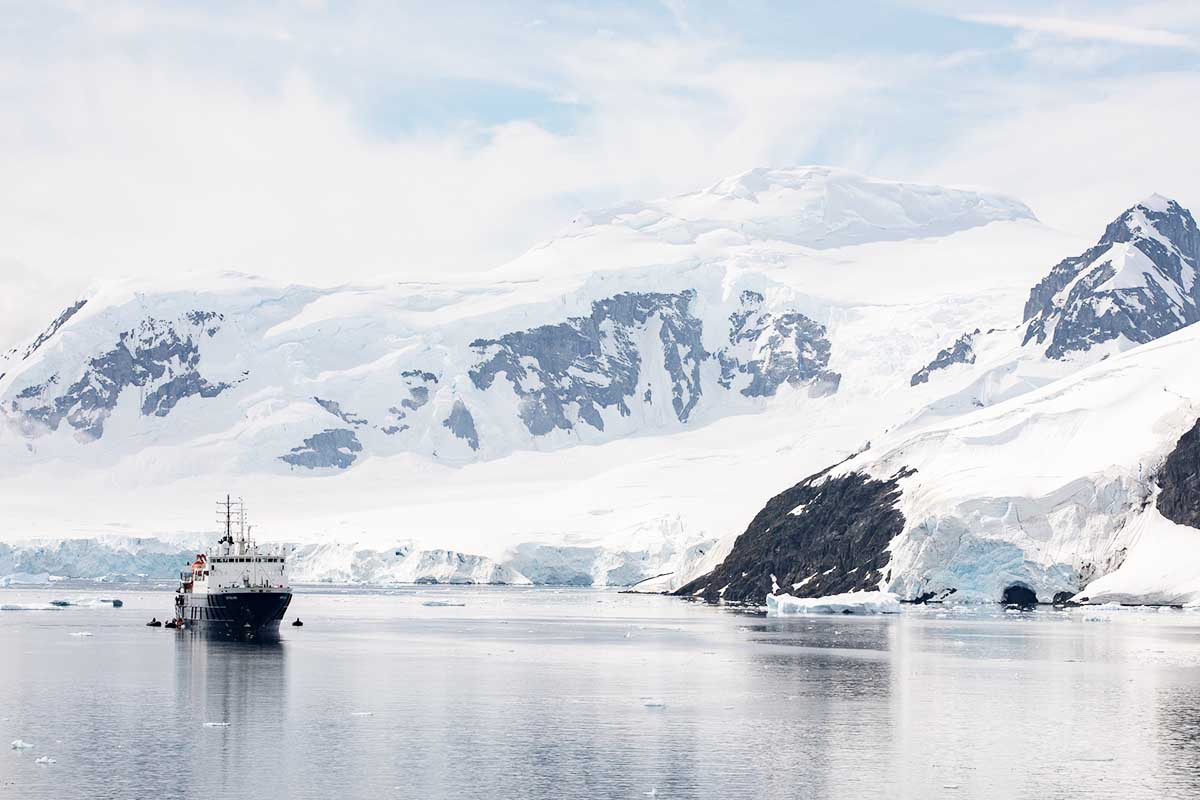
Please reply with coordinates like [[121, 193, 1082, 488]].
[[422, 600, 466, 607], [350, 712, 374, 717], [203, 722, 230, 728], [69, 631, 93, 637], [34, 756, 56, 765], [766, 591, 901, 616], [46, 598, 123, 609], [10, 740, 34, 750]]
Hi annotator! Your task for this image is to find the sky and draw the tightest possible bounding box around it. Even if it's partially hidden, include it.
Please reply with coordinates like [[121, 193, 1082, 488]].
[[2, 0, 1200, 331]]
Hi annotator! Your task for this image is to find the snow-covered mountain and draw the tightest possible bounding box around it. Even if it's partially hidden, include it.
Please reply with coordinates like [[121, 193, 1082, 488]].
[[0, 166, 1088, 587], [0, 169, 1041, 472], [682, 196, 1200, 605], [1024, 194, 1200, 359]]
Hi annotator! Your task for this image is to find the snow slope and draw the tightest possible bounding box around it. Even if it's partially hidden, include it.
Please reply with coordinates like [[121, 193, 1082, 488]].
[[688, 319, 1200, 605], [681, 196, 1200, 604], [0, 166, 1083, 587], [882, 321, 1200, 604]]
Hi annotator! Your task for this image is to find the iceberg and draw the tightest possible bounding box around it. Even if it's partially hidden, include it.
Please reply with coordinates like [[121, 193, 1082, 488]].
[[0, 572, 51, 587], [10, 740, 33, 750], [765, 591, 901, 616]]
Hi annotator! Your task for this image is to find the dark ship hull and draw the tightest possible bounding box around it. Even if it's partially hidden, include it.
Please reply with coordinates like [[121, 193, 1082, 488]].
[[176, 590, 292, 639]]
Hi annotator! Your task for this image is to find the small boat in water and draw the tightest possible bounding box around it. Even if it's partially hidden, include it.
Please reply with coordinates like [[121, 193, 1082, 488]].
[[171, 496, 292, 640]]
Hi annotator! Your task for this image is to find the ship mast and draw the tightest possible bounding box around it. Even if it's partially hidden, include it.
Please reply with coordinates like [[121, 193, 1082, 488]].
[[216, 494, 248, 554]]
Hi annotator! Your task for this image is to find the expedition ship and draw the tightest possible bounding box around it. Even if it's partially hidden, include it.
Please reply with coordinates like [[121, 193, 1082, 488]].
[[173, 496, 292, 638]]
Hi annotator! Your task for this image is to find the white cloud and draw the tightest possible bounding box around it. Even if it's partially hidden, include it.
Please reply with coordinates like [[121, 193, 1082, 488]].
[[0, 17, 901, 317], [910, 70, 1200, 236], [964, 12, 1194, 49], [3, 0, 1200, 350]]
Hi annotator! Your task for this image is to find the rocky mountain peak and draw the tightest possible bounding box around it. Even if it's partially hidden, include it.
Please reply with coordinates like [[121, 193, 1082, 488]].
[[1098, 195, 1200, 258], [1023, 197, 1200, 360]]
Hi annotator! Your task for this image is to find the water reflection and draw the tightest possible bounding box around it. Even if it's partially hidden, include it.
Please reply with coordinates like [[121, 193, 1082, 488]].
[[174, 635, 289, 797], [7, 589, 1200, 799], [1155, 684, 1200, 798]]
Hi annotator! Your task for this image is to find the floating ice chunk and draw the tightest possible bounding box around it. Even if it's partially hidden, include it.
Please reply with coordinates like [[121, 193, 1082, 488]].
[[0, 572, 51, 587], [350, 711, 374, 717], [422, 600, 466, 607], [10, 740, 33, 750], [766, 591, 901, 616], [34, 756, 55, 765], [203, 722, 230, 728], [69, 632, 93, 637]]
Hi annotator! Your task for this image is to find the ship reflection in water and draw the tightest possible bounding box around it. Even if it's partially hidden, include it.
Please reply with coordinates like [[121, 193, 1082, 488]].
[[5, 588, 1200, 799], [174, 634, 291, 795]]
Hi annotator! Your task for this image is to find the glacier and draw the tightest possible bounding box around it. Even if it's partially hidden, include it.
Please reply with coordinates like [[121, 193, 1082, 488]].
[[0, 528, 721, 589]]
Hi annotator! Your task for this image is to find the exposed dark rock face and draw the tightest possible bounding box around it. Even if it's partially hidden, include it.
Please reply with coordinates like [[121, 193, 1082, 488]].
[[469, 291, 706, 435], [718, 290, 841, 397], [1052, 591, 1079, 607], [314, 397, 368, 426], [676, 466, 913, 604], [279, 428, 363, 469], [22, 299, 87, 361], [469, 289, 839, 438], [9, 313, 233, 440], [381, 370, 438, 435], [1157, 418, 1200, 528], [442, 400, 480, 450], [911, 329, 979, 386], [912, 587, 957, 604], [1024, 197, 1200, 359]]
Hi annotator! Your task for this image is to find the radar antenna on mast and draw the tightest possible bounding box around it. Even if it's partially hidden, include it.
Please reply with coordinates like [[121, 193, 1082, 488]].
[[216, 494, 249, 553]]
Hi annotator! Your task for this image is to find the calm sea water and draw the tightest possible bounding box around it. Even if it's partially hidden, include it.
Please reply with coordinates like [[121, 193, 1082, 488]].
[[3, 585, 1200, 799]]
